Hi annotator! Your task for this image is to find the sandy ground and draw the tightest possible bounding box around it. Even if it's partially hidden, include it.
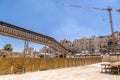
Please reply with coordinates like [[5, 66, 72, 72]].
[[0, 63, 120, 80]]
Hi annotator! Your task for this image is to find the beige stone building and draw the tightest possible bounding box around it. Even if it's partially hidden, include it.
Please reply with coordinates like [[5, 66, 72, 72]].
[[0, 50, 23, 58], [60, 32, 120, 54], [39, 32, 120, 55], [60, 39, 73, 52], [73, 36, 101, 54]]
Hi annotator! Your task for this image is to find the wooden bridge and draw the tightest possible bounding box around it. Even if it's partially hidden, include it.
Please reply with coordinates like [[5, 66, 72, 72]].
[[0, 21, 68, 57]]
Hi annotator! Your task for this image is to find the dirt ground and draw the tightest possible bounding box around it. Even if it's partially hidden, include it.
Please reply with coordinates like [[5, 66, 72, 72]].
[[0, 63, 119, 80]]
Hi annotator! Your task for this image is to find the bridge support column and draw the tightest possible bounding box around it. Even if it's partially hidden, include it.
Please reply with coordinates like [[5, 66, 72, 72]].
[[24, 40, 29, 58], [62, 53, 65, 58], [45, 45, 49, 58], [63, 53, 67, 58], [45, 45, 46, 58]]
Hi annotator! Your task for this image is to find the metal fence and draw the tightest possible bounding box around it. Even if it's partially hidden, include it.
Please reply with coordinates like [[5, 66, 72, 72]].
[[0, 57, 101, 75]]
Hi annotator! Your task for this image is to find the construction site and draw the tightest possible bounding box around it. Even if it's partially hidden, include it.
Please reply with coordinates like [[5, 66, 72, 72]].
[[0, 0, 120, 80]]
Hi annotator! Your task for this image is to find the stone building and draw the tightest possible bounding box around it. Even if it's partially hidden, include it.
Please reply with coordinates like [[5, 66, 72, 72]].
[[0, 50, 23, 58], [60, 39, 73, 52], [24, 47, 37, 58], [60, 32, 120, 55], [73, 36, 101, 54], [39, 32, 120, 55], [39, 46, 56, 53], [0, 50, 12, 58]]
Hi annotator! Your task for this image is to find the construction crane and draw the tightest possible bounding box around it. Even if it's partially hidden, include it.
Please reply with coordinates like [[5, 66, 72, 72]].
[[64, 3, 120, 54]]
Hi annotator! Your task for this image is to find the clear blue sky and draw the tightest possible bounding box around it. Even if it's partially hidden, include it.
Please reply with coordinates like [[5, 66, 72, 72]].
[[0, 0, 120, 52]]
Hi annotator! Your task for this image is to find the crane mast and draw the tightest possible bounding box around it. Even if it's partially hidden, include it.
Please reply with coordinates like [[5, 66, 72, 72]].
[[64, 4, 120, 54], [108, 8, 117, 53]]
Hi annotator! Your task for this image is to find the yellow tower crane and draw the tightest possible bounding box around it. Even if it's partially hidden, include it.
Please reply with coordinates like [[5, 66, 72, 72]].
[[64, 3, 120, 54]]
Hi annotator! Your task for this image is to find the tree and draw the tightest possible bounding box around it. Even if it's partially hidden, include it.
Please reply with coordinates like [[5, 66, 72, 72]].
[[4, 44, 13, 52]]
